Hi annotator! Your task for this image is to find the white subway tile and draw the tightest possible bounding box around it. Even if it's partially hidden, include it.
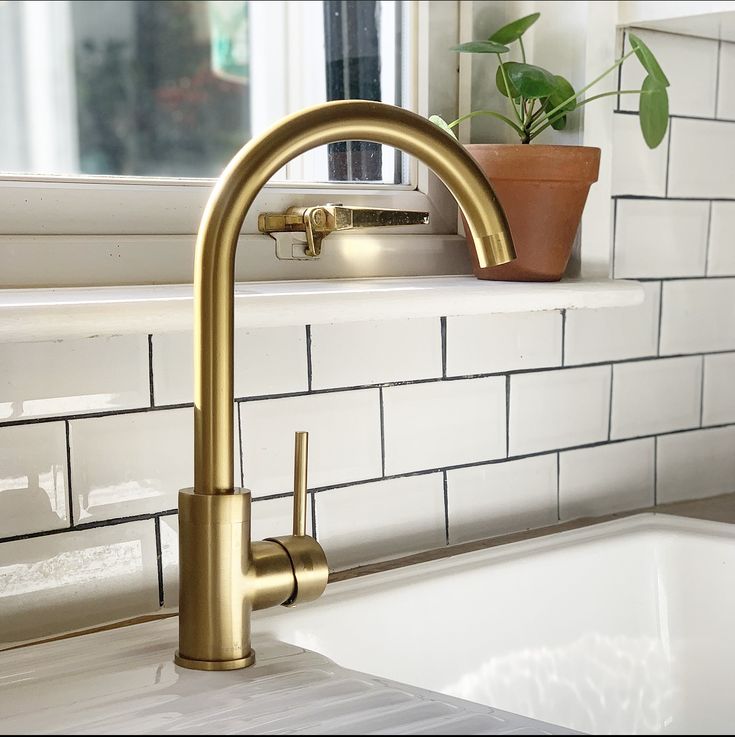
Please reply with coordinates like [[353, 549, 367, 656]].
[[660, 279, 735, 355], [447, 455, 557, 544], [240, 390, 381, 496], [0, 423, 68, 538], [658, 426, 735, 503], [668, 118, 735, 198], [564, 282, 660, 365], [611, 113, 669, 196], [611, 356, 702, 439], [702, 352, 735, 426], [707, 202, 735, 276], [509, 366, 611, 455], [310, 319, 441, 389], [0, 336, 149, 422], [70, 408, 192, 522], [383, 378, 506, 475], [153, 327, 307, 405], [614, 200, 709, 278], [717, 41, 735, 120], [559, 438, 655, 520], [620, 30, 718, 118], [0, 520, 159, 646], [446, 312, 561, 376], [315, 474, 445, 570]]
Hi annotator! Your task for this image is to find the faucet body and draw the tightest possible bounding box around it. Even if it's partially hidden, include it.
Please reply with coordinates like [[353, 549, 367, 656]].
[[175, 100, 515, 671]]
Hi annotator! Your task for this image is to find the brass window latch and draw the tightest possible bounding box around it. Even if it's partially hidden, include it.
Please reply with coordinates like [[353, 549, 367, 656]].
[[257, 204, 430, 259]]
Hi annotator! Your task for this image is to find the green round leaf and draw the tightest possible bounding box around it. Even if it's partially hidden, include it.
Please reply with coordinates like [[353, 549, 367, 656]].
[[505, 61, 559, 99], [639, 75, 669, 148], [488, 13, 541, 45], [548, 75, 577, 112], [549, 114, 568, 131], [429, 114, 458, 139], [451, 40, 509, 54], [628, 33, 670, 87], [496, 64, 520, 98]]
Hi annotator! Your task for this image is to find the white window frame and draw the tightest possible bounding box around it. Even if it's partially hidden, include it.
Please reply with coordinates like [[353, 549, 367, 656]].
[[0, 0, 472, 288], [0, 0, 619, 287]]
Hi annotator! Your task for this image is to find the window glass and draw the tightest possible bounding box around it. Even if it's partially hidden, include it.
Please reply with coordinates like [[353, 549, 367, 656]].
[[0, 0, 406, 182]]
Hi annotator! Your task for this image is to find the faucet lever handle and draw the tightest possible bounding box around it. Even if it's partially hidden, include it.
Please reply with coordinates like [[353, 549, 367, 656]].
[[292, 431, 309, 536]]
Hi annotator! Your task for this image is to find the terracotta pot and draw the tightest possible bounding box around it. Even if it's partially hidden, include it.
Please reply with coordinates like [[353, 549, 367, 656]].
[[463, 144, 601, 282]]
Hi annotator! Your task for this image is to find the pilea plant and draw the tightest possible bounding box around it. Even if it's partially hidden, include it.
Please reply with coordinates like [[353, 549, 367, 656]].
[[431, 13, 670, 148]]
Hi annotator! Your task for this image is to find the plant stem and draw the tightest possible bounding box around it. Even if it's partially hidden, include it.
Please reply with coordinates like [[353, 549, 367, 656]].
[[448, 109, 525, 137], [529, 90, 646, 140], [496, 54, 525, 126], [518, 37, 526, 63], [530, 48, 637, 134]]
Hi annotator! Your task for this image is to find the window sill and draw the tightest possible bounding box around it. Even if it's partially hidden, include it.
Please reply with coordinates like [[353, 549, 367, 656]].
[[0, 276, 643, 342]]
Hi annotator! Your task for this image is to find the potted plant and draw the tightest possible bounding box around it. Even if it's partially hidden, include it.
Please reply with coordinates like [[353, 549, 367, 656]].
[[431, 14, 669, 281]]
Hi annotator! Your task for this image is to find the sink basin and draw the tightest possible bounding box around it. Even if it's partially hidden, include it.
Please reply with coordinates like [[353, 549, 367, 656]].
[[253, 514, 735, 734]]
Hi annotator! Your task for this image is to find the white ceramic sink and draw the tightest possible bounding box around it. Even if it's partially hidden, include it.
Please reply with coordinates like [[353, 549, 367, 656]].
[[253, 514, 735, 735]]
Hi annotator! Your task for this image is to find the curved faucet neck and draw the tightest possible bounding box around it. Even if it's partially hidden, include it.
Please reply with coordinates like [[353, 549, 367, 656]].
[[193, 100, 514, 495]]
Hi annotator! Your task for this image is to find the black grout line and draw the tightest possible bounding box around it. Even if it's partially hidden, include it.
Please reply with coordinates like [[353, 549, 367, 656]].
[[0, 509, 178, 545], [379, 387, 386, 477], [556, 452, 561, 522], [656, 281, 664, 357], [64, 420, 74, 528], [636, 274, 735, 281], [440, 316, 447, 378], [305, 325, 313, 392], [664, 115, 672, 198], [310, 490, 318, 540], [442, 470, 449, 546], [607, 364, 614, 441], [715, 40, 722, 118], [611, 199, 618, 279], [614, 195, 735, 202], [699, 354, 706, 428], [7, 346, 735, 431], [147, 334, 155, 407], [237, 403, 244, 488], [504, 375, 510, 458], [0, 402, 192, 429], [704, 201, 714, 277], [626, 24, 730, 44], [616, 30, 626, 112], [653, 436, 658, 506], [6, 418, 735, 548], [560, 310, 566, 366], [154, 516, 164, 607]]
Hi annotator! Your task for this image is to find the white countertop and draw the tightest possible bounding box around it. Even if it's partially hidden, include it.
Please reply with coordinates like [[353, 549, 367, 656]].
[[0, 276, 642, 342], [0, 618, 575, 735]]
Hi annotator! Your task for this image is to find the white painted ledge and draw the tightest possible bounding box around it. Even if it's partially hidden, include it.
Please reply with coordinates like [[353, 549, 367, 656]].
[[0, 276, 643, 342]]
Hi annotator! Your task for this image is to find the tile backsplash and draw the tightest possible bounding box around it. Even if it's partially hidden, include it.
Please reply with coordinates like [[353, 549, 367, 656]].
[[2, 28, 735, 645]]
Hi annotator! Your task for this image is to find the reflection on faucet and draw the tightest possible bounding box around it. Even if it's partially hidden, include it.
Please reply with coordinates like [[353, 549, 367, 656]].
[[176, 100, 515, 671]]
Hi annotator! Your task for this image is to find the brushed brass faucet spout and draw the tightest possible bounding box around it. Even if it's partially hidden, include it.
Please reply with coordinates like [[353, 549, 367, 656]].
[[175, 100, 515, 671]]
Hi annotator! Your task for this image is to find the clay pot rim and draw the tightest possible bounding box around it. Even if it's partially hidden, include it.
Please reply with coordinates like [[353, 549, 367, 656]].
[[464, 143, 601, 183]]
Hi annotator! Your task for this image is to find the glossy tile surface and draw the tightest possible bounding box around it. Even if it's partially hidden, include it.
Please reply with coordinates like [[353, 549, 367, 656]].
[[383, 378, 506, 474], [0, 520, 159, 646], [447, 455, 557, 544], [70, 408, 191, 522], [310, 318, 441, 389], [0, 422, 68, 538], [0, 336, 149, 421], [153, 327, 308, 405], [509, 366, 611, 455], [315, 474, 445, 570], [446, 311, 562, 376], [611, 113, 668, 196]]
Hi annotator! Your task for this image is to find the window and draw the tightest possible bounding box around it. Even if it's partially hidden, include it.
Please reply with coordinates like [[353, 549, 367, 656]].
[[0, 0, 407, 183]]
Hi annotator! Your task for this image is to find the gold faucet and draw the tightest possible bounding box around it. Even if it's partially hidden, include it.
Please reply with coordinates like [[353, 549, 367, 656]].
[[174, 100, 516, 671]]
